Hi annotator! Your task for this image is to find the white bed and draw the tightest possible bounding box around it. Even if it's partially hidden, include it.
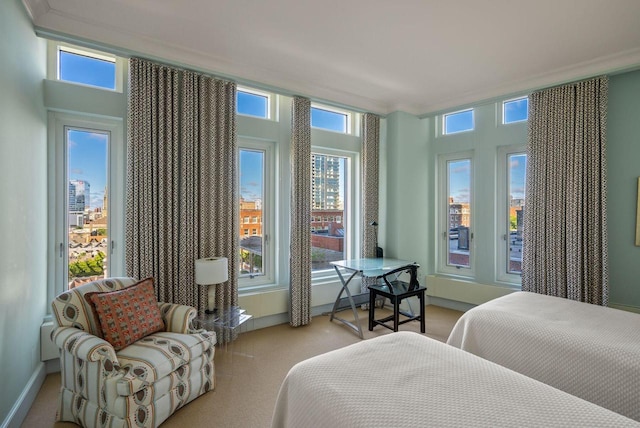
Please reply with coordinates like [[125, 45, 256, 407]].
[[447, 291, 640, 421], [271, 332, 637, 428]]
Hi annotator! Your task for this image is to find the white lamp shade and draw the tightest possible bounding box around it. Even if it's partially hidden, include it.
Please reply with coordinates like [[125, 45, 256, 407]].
[[195, 257, 228, 285]]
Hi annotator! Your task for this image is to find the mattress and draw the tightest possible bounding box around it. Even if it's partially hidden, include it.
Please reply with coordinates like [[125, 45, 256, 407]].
[[447, 291, 640, 421], [271, 331, 637, 427]]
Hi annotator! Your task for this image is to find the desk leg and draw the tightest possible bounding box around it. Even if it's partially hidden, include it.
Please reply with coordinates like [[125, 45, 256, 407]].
[[329, 266, 364, 339]]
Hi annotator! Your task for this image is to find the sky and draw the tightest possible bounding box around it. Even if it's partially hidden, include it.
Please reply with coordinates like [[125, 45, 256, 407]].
[[68, 129, 108, 210], [449, 154, 526, 203], [448, 99, 528, 203], [65, 52, 523, 210]]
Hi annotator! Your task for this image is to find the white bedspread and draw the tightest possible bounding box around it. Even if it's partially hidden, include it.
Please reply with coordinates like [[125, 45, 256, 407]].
[[271, 332, 637, 428], [447, 291, 640, 421]]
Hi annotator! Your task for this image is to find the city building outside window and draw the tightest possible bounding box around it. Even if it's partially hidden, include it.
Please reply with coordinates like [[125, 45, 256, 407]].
[[438, 152, 474, 275], [497, 146, 527, 282], [310, 152, 352, 273]]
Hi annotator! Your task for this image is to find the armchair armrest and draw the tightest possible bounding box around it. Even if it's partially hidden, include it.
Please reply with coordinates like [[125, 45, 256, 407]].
[[52, 326, 118, 365], [158, 302, 197, 333]]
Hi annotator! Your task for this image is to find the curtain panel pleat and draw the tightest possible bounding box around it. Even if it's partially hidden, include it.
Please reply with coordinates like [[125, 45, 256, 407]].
[[522, 76, 609, 305], [289, 97, 312, 327], [361, 113, 380, 258], [127, 58, 238, 318]]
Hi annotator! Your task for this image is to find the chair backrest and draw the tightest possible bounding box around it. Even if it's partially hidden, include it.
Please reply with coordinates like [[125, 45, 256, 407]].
[[51, 277, 137, 336], [381, 264, 420, 290]]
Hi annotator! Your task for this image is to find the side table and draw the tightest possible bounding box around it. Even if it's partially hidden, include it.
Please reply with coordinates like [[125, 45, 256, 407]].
[[194, 306, 254, 376], [194, 306, 253, 348]]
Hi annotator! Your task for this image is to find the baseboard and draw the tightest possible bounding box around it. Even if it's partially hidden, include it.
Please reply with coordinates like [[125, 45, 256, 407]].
[[1, 362, 46, 428], [426, 295, 475, 313], [609, 302, 640, 314]]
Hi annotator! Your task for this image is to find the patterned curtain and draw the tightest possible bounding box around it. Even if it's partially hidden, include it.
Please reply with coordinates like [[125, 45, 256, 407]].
[[361, 113, 380, 258], [360, 114, 381, 302], [289, 97, 312, 327], [522, 76, 609, 305], [127, 58, 238, 315]]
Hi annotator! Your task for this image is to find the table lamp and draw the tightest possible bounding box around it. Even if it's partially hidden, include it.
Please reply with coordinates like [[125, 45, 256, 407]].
[[195, 257, 228, 314]]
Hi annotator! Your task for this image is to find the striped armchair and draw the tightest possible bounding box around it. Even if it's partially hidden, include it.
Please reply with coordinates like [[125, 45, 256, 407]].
[[51, 277, 216, 428]]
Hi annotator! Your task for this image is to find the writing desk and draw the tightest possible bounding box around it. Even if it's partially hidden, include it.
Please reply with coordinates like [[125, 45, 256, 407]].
[[329, 258, 415, 338]]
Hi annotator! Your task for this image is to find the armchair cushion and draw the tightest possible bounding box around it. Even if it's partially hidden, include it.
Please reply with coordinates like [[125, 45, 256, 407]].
[[90, 278, 165, 351]]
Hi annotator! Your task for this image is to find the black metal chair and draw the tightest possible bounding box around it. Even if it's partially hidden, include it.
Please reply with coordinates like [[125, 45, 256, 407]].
[[368, 264, 426, 333]]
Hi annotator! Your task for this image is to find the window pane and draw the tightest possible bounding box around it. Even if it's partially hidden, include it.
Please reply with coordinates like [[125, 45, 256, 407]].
[[507, 153, 527, 274], [67, 129, 109, 289], [311, 154, 346, 271], [237, 91, 268, 118], [447, 159, 471, 267], [59, 50, 116, 90], [239, 149, 265, 277], [444, 110, 474, 134], [504, 98, 528, 124], [311, 107, 348, 133]]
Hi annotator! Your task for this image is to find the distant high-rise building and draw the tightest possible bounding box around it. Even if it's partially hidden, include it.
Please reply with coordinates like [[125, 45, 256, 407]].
[[69, 180, 90, 212], [311, 154, 341, 210]]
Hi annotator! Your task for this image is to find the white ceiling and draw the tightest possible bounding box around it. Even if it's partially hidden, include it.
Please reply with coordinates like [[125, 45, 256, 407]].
[[22, 0, 640, 115]]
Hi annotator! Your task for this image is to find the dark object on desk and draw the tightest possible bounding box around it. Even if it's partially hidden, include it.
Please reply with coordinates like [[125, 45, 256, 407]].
[[368, 263, 426, 333], [370, 220, 383, 258]]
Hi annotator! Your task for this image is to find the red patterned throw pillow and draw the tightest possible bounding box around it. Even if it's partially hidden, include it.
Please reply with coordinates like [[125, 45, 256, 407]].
[[90, 278, 165, 351]]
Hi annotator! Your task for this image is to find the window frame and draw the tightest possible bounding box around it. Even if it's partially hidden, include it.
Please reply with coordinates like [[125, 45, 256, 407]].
[[442, 108, 475, 135], [496, 145, 526, 284], [47, 41, 124, 93], [502, 96, 529, 125], [236, 86, 276, 120], [48, 112, 125, 301], [237, 138, 276, 289], [310, 147, 358, 281], [437, 151, 475, 277]]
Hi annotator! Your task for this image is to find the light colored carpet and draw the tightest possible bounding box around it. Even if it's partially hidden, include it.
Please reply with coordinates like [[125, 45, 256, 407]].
[[22, 305, 462, 428]]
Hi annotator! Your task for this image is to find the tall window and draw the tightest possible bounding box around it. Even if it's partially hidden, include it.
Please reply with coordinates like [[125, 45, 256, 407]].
[[51, 114, 124, 293], [498, 146, 527, 282], [238, 140, 274, 287], [66, 128, 109, 287], [311, 152, 351, 272], [439, 152, 473, 274]]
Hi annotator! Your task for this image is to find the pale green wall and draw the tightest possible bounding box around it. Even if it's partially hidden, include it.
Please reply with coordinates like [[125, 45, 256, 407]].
[[385, 111, 430, 266], [386, 72, 640, 310], [607, 70, 640, 309], [0, 0, 47, 424]]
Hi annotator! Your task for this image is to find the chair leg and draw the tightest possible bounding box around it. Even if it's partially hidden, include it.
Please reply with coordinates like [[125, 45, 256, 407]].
[[393, 297, 400, 332], [368, 290, 375, 331], [419, 291, 426, 333]]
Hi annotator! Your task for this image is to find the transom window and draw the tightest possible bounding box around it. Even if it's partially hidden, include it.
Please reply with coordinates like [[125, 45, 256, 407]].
[[443, 109, 474, 135], [503, 97, 529, 124], [58, 46, 116, 90], [237, 87, 272, 119], [311, 105, 351, 134]]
